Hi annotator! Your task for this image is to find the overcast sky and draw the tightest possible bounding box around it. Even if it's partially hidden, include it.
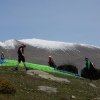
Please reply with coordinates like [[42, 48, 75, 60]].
[[0, 0, 100, 47]]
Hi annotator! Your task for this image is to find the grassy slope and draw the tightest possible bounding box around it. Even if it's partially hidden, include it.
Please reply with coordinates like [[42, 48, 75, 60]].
[[1, 60, 78, 77], [0, 60, 100, 100]]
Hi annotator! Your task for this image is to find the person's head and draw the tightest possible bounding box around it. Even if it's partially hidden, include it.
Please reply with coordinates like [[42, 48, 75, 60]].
[[49, 56, 51, 58], [2, 52, 3, 54], [85, 56, 88, 61], [22, 44, 26, 48]]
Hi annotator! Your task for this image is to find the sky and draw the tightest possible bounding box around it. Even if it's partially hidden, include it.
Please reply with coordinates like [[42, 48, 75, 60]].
[[0, 0, 100, 47]]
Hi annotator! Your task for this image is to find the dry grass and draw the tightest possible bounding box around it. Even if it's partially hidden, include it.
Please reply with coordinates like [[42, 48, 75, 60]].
[[0, 66, 100, 100]]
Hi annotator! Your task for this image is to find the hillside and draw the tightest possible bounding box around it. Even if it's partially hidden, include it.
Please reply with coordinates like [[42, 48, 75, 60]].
[[0, 38, 100, 74], [0, 65, 100, 100]]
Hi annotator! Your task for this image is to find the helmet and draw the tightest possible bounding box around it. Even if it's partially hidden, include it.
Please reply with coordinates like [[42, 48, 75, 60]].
[[49, 56, 51, 58], [85, 56, 88, 60]]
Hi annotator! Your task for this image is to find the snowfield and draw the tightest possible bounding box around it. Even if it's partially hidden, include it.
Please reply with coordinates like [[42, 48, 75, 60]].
[[0, 38, 99, 50]]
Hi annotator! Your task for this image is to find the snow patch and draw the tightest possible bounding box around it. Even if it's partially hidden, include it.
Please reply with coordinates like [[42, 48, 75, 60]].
[[0, 39, 18, 49], [0, 38, 99, 50], [19, 38, 78, 51]]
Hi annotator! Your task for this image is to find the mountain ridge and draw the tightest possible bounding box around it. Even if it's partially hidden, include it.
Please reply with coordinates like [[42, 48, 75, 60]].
[[0, 38, 100, 74], [0, 38, 100, 50]]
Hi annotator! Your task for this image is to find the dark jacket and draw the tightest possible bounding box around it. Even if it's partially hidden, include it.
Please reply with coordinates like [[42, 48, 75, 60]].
[[1, 53, 5, 60]]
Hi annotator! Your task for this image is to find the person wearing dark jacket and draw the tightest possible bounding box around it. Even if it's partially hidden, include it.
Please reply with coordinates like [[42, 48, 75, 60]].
[[85, 57, 95, 81], [1, 52, 5, 60], [15, 44, 28, 71], [48, 56, 56, 68], [0, 52, 6, 64]]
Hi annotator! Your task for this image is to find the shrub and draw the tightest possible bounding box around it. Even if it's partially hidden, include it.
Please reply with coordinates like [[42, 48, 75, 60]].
[[57, 64, 78, 74], [0, 77, 16, 94], [81, 67, 100, 80]]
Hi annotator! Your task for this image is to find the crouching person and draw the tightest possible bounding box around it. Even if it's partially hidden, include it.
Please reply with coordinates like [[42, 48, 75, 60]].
[[48, 56, 56, 68], [0, 52, 6, 64]]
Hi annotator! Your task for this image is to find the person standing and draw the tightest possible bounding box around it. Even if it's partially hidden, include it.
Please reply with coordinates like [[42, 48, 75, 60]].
[[85, 57, 95, 81], [15, 44, 28, 71]]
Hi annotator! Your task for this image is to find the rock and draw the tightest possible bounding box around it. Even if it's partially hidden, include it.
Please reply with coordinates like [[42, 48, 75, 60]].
[[38, 86, 58, 94], [27, 70, 70, 83], [94, 97, 100, 100], [71, 95, 76, 99], [89, 83, 96, 88]]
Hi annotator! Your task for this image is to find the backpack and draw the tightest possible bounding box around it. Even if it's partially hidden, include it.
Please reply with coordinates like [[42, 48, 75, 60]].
[[90, 62, 95, 71]]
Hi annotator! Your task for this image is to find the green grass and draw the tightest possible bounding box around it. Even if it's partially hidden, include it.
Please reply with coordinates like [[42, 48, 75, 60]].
[[0, 60, 100, 100], [1, 60, 78, 77]]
